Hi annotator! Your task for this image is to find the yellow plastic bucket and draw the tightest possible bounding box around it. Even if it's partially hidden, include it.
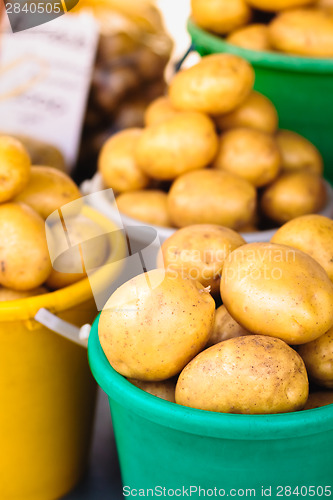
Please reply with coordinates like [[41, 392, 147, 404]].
[[0, 206, 125, 500]]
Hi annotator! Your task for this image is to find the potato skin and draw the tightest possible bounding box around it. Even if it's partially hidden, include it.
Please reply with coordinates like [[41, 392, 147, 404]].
[[167, 169, 257, 230], [176, 335, 309, 414], [135, 112, 218, 180], [191, 0, 252, 35], [276, 130, 323, 175], [127, 378, 176, 403], [169, 54, 254, 115], [0, 135, 31, 203], [144, 97, 179, 127], [261, 172, 327, 224], [207, 305, 250, 347], [116, 190, 171, 227], [220, 242, 333, 344], [99, 269, 216, 381], [160, 224, 246, 295], [245, 0, 315, 12], [227, 24, 271, 51], [214, 128, 281, 187], [271, 215, 333, 282], [298, 327, 333, 388]]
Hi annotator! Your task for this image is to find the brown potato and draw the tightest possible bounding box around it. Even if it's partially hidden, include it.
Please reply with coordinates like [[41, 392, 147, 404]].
[[303, 390, 333, 410], [98, 128, 150, 193], [0, 286, 48, 301], [10, 134, 67, 172], [160, 224, 246, 295], [144, 96, 179, 127], [276, 130, 323, 175], [220, 242, 333, 344], [191, 0, 252, 35], [245, 0, 315, 11], [214, 128, 281, 187], [167, 169, 257, 230], [116, 190, 171, 227], [261, 172, 327, 224], [135, 112, 218, 180], [271, 215, 333, 282], [268, 8, 333, 57], [207, 305, 250, 347], [298, 326, 333, 388], [127, 378, 176, 403], [227, 24, 271, 51], [0, 135, 31, 203], [99, 269, 216, 381], [169, 54, 254, 115], [176, 335, 309, 414]]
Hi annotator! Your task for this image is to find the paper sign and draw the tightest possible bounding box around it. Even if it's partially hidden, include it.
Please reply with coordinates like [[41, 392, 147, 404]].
[[0, 11, 98, 168]]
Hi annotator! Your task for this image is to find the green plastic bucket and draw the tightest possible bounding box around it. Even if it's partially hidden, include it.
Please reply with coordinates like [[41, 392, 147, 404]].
[[89, 314, 333, 498], [188, 20, 333, 185]]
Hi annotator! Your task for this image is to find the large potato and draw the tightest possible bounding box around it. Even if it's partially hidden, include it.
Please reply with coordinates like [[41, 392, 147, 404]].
[[271, 215, 333, 282], [160, 224, 245, 295], [135, 112, 218, 180], [176, 335, 309, 414], [15, 166, 81, 220], [0, 136, 31, 203], [268, 9, 333, 57], [207, 305, 250, 347], [227, 24, 271, 51], [144, 97, 179, 127], [99, 269, 216, 381], [214, 128, 281, 187], [276, 130, 323, 175], [298, 327, 333, 388], [0, 203, 52, 290], [245, 0, 315, 11], [98, 128, 150, 193], [191, 0, 252, 35], [303, 390, 333, 410], [116, 190, 171, 227], [220, 242, 333, 344], [261, 172, 327, 224], [169, 54, 254, 115], [168, 169, 256, 229], [127, 378, 176, 403]]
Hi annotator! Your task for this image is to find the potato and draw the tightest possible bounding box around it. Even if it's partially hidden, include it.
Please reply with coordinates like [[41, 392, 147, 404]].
[[220, 242, 333, 344], [268, 9, 333, 57], [135, 112, 218, 180], [214, 128, 281, 187], [176, 335, 309, 414], [191, 0, 252, 35], [276, 130, 323, 175], [207, 305, 250, 347], [10, 134, 66, 172], [298, 326, 333, 388], [316, 0, 333, 12], [116, 190, 171, 227], [99, 269, 216, 381], [0, 286, 48, 301], [98, 129, 150, 193], [245, 0, 315, 11], [169, 54, 254, 115], [127, 378, 176, 403], [14, 166, 81, 220], [168, 169, 257, 230], [303, 390, 333, 410], [0, 203, 52, 290], [144, 96, 179, 127], [160, 224, 245, 295], [261, 172, 327, 224], [0, 136, 31, 203], [271, 215, 333, 282], [227, 24, 271, 51]]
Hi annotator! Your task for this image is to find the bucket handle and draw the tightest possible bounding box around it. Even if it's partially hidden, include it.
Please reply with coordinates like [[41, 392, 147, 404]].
[[34, 308, 91, 348]]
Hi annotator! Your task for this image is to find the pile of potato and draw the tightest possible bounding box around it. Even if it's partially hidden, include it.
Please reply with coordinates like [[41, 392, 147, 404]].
[[99, 214, 333, 414], [98, 53, 328, 233], [191, 0, 333, 57]]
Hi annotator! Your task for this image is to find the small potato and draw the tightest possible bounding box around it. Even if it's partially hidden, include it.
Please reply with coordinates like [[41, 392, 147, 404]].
[[144, 96, 179, 127], [261, 172, 327, 224], [220, 242, 333, 344], [191, 0, 252, 35], [303, 390, 333, 410], [214, 128, 281, 187], [99, 269, 216, 381], [245, 0, 315, 11], [160, 224, 246, 295], [207, 305, 250, 347], [169, 54, 254, 115], [98, 129, 150, 193], [0, 203, 52, 291], [15, 166, 81, 220], [127, 378, 176, 403], [271, 215, 333, 282], [116, 190, 171, 227], [0, 135, 31, 202], [0, 286, 48, 301], [11, 134, 67, 172], [268, 9, 333, 57], [298, 326, 333, 388], [276, 130, 323, 175], [168, 169, 257, 230], [227, 24, 272, 51], [176, 335, 309, 414], [135, 112, 218, 180]]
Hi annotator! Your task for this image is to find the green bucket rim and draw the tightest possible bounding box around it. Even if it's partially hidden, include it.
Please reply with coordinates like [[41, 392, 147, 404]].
[[88, 314, 333, 441], [188, 19, 333, 73]]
